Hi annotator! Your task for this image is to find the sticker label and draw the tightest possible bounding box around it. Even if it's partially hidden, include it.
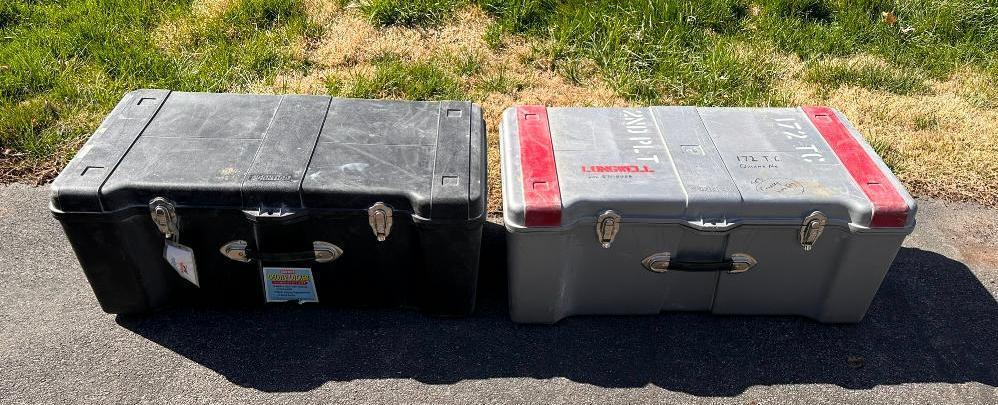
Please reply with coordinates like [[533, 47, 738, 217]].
[[262, 267, 318, 303], [164, 240, 199, 287]]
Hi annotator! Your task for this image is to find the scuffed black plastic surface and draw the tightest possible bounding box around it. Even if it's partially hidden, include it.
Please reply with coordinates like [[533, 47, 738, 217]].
[[50, 90, 487, 315]]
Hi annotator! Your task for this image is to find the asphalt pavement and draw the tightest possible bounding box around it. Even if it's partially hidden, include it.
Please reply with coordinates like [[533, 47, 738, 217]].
[[1, 183, 996, 404]]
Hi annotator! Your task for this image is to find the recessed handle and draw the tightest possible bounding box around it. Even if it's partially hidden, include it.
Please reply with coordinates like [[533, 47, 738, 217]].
[[642, 252, 757, 274], [220, 240, 343, 263]]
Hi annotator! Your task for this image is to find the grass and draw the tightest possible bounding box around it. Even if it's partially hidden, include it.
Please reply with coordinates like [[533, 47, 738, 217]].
[[328, 53, 467, 99], [475, 0, 998, 105], [353, 0, 466, 27], [803, 57, 929, 95], [0, 0, 318, 180], [2, 0, 997, 206]]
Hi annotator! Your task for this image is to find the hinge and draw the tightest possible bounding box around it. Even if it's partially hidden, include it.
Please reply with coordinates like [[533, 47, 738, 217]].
[[799, 211, 828, 252], [368, 202, 393, 242], [596, 210, 621, 248], [149, 197, 179, 241]]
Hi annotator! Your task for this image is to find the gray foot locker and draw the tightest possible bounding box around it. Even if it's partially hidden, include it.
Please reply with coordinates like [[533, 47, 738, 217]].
[[500, 105, 916, 324]]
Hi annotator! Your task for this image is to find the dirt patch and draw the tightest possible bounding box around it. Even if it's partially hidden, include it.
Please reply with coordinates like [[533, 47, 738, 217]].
[[0, 135, 85, 186], [928, 201, 998, 268], [958, 241, 998, 269]]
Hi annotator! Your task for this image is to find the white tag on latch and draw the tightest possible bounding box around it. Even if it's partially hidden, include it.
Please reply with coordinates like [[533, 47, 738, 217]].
[[164, 240, 199, 287]]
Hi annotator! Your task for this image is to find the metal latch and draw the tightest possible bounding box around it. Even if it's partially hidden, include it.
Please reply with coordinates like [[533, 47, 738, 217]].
[[220, 240, 250, 262], [368, 202, 393, 242], [729, 253, 758, 273], [799, 211, 828, 251], [149, 197, 179, 241], [596, 210, 621, 248], [312, 241, 343, 263], [641, 252, 671, 273]]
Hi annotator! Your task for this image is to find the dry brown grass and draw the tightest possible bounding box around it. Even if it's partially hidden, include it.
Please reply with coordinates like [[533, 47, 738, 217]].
[[777, 56, 998, 205], [152, 0, 233, 50]]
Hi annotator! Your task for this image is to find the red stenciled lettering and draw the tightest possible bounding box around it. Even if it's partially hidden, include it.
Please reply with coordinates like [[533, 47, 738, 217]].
[[581, 165, 655, 173]]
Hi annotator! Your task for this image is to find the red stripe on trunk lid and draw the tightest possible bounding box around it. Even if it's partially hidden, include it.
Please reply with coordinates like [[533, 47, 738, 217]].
[[515, 105, 562, 227], [803, 106, 909, 228]]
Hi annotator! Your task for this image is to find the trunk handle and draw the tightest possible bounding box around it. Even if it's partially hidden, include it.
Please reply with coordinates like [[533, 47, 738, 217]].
[[220, 240, 343, 264], [642, 252, 757, 274]]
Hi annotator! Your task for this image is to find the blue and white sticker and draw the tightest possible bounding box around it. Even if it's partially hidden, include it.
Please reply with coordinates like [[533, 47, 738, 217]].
[[262, 267, 318, 303]]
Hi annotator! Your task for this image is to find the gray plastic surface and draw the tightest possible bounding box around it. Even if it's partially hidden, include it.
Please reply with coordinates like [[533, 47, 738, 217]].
[[501, 106, 917, 324], [503, 106, 916, 230]]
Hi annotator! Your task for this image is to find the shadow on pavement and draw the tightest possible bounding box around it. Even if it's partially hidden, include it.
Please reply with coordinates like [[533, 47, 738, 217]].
[[117, 222, 998, 396]]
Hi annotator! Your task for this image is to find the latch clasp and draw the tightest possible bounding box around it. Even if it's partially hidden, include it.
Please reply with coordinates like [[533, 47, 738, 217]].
[[368, 202, 393, 242], [596, 210, 621, 248], [149, 197, 179, 241], [799, 211, 828, 251], [220, 240, 250, 262], [729, 253, 758, 273], [641, 252, 671, 273]]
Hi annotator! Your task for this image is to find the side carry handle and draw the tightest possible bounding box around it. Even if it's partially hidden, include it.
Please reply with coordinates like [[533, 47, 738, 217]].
[[642, 252, 757, 274], [220, 240, 343, 263]]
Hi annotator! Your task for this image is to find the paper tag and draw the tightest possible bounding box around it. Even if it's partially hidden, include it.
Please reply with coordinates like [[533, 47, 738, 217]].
[[164, 240, 199, 287], [262, 267, 318, 303]]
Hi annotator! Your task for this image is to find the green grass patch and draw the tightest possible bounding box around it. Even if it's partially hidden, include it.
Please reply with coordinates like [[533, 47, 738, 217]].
[[331, 54, 467, 100], [914, 113, 939, 130], [0, 0, 320, 159], [477, 0, 552, 39], [453, 52, 483, 77], [0, 1, 23, 30], [476, 68, 523, 94], [508, 0, 775, 105], [477, 0, 998, 105], [356, 0, 467, 27], [804, 58, 929, 95]]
